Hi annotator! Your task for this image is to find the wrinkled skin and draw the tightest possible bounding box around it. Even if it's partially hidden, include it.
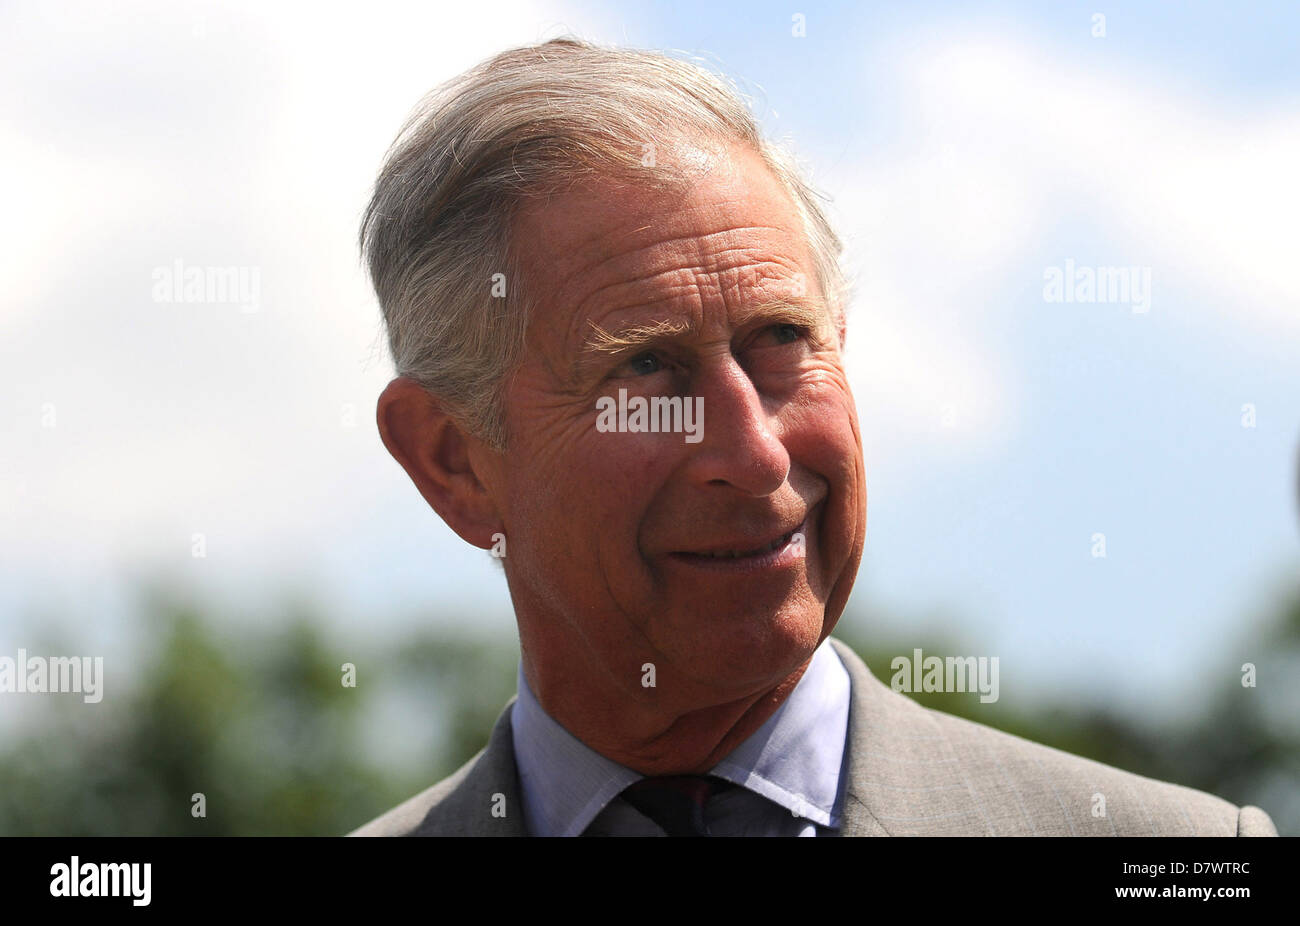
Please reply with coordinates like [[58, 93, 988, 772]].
[[378, 142, 867, 774]]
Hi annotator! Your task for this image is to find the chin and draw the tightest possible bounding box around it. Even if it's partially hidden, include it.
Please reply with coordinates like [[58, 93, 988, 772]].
[[667, 603, 826, 691]]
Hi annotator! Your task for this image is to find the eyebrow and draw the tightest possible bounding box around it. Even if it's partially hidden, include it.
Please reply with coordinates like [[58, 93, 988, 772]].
[[574, 298, 833, 378]]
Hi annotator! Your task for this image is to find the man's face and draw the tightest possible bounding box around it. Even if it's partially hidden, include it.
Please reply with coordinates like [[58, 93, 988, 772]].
[[477, 143, 866, 701]]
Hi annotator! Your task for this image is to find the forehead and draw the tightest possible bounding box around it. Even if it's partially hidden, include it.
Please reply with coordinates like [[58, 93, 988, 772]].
[[510, 144, 817, 337]]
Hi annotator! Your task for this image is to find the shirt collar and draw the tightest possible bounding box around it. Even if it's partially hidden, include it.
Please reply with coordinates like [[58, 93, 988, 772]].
[[511, 637, 851, 836]]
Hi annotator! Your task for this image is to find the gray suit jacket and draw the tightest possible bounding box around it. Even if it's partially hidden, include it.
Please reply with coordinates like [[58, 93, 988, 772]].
[[350, 637, 1278, 836]]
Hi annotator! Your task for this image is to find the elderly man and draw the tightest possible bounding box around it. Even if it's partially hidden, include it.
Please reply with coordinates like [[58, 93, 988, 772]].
[[352, 38, 1276, 837]]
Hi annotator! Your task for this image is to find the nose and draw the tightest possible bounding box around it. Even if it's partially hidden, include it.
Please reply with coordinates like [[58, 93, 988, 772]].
[[681, 355, 790, 496]]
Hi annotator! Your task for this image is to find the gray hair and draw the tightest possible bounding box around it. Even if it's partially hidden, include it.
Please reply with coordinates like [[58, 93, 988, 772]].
[[361, 36, 847, 450]]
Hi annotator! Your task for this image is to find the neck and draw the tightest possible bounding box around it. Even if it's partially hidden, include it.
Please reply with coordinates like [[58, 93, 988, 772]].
[[520, 642, 816, 776]]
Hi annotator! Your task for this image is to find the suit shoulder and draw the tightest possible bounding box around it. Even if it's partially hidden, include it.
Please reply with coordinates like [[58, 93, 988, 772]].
[[348, 748, 483, 837], [828, 637, 1276, 836], [919, 701, 1275, 836], [348, 698, 525, 837]]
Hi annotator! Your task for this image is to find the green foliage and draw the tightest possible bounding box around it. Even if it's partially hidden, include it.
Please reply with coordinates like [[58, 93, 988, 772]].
[[0, 601, 406, 835]]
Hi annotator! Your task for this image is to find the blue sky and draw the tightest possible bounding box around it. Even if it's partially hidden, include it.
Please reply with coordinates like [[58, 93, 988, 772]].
[[2, 0, 1297, 725]]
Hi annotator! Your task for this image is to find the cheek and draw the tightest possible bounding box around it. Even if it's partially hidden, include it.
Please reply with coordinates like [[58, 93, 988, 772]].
[[784, 373, 861, 464], [506, 421, 668, 572], [784, 389, 864, 538]]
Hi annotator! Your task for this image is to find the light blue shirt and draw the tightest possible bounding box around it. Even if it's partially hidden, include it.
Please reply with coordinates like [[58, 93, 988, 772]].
[[511, 637, 851, 836]]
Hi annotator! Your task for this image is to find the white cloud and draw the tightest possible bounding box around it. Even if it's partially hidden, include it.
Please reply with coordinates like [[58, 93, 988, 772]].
[[822, 30, 1300, 478], [925, 36, 1300, 333], [0, 0, 614, 592]]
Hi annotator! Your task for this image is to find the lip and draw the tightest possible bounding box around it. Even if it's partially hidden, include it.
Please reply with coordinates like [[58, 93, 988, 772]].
[[668, 517, 808, 573]]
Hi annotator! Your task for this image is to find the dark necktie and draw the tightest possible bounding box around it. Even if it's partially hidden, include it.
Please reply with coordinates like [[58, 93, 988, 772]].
[[620, 774, 736, 836]]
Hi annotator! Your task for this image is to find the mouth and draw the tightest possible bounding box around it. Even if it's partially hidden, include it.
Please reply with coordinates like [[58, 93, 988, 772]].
[[669, 518, 807, 572]]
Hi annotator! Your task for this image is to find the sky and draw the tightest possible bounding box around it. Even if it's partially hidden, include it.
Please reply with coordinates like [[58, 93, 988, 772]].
[[2, 0, 1298, 723]]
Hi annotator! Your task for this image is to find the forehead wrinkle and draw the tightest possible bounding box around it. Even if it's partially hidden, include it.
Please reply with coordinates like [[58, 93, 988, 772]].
[[549, 222, 794, 309], [533, 211, 815, 388], [574, 253, 821, 340], [557, 230, 806, 350]]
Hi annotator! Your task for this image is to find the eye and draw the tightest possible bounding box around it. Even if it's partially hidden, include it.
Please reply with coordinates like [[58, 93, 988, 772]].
[[754, 323, 808, 347], [770, 323, 803, 344], [613, 351, 663, 378]]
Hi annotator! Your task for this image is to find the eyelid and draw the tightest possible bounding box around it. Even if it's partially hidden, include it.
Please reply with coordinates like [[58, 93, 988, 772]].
[[598, 318, 821, 382], [608, 348, 666, 379], [747, 321, 809, 347]]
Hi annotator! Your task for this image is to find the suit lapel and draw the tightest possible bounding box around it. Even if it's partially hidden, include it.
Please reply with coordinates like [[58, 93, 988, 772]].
[[831, 637, 895, 835]]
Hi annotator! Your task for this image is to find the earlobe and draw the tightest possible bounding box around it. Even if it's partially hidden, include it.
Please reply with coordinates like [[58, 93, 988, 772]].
[[375, 377, 503, 550]]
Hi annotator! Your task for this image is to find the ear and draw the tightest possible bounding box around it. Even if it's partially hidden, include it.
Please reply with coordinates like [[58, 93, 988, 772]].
[[376, 377, 502, 550]]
